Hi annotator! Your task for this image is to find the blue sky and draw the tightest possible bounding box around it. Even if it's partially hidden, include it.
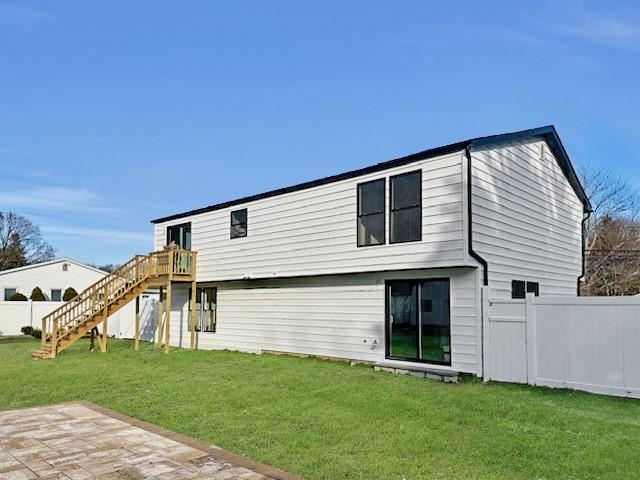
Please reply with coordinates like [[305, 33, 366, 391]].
[[1, 1, 639, 265]]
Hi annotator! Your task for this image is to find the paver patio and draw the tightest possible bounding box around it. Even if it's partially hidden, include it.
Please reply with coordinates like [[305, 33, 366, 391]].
[[0, 402, 300, 480]]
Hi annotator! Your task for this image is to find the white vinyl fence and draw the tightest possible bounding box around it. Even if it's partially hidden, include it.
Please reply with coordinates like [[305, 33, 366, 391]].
[[484, 292, 640, 398], [0, 296, 158, 339]]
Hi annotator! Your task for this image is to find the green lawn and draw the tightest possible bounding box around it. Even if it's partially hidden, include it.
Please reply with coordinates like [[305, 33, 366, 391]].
[[1, 337, 639, 479]]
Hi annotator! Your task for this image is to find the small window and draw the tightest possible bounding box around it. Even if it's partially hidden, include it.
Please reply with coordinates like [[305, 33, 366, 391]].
[[51, 289, 62, 302], [4, 288, 17, 301], [390, 171, 422, 243], [167, 223, 191, 250], [62, 263, 69, 272], [526, 281, 540, 297], [511, 280, 526, 299], [230, 209, 247, 239], [357, 179, 385, 246], [189, 287, 217, 332]]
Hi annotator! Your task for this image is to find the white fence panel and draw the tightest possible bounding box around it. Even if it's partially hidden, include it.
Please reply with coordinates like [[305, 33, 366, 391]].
[[0, 301, 33, 335], [486, 299, 528, 383], [485, 294, 640, 399], [534, 297, 640, 398]]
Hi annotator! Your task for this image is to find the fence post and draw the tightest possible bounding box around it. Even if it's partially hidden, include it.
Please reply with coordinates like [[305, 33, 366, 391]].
[[481, 285, 491, 382], [525, 292, 536, 386]]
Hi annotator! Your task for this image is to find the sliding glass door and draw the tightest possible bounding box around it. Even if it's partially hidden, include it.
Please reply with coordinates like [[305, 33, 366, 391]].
[[386, 279, 451, 365]]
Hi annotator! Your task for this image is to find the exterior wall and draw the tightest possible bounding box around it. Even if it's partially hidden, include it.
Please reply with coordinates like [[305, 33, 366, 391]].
[[0, 260, 105, 301], [154, 151, 468, 281], [470, 138, 585, 298], [166, 268, 481, 375]]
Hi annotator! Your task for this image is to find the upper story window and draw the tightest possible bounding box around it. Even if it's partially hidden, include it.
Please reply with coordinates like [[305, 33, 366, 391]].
[[230, 208, 247, 239], [167, 222, 191, 250], [390, 171, 422, 243], [357, 179, 385, 247]]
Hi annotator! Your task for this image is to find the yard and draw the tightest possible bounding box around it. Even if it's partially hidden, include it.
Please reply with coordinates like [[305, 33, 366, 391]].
[[1, 337, 639, 480]]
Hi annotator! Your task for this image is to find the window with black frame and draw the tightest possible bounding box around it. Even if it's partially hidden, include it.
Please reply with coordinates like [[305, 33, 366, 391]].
[[357, 179, 385, 246], [189, 287, 217, 333], [230, 208, 247, 238], [390, 170, 422, 243], [166, 222, 191, 250]]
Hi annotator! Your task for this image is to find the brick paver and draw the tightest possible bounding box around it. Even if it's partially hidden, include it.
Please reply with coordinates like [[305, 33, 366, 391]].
[[0, 402, 300, 480]]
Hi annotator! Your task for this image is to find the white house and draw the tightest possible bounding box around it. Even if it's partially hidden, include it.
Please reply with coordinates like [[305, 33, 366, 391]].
[[150, 125, 591, 377]]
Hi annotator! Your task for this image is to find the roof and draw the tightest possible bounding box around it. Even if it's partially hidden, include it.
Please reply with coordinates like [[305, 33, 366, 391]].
[[0, 258, 107, 277], [151, 125, 591, 224]]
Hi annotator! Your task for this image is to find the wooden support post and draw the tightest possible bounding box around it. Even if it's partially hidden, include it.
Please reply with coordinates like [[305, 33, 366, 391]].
[[190, 281, 197, 350], [190, 252, 197, 350], [100, 283, 108, 353], [165, 282, 172, 354], [51, 318, 58, 358], [157, 286, 164, 348], [134, 295, 140, 352]]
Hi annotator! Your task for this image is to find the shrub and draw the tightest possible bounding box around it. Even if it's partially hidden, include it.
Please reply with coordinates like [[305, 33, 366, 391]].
[[30, 328, 42, 339], [21, 326, 33, 335], [62, 287, 78, 301], [30, 287, 46, 301], [9, 292, 27, 301]]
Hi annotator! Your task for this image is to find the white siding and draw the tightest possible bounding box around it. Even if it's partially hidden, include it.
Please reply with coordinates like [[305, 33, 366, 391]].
[[154, 151, 468, 281], [470, 138, 585, 298], [166, 268, 480, 375]]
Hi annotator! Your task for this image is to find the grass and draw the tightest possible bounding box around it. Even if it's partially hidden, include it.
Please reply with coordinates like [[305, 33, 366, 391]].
[[1, 337, 640, 479]]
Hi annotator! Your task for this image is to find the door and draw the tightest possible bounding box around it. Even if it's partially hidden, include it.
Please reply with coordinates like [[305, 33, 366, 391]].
[[386, 279, 451, 365]]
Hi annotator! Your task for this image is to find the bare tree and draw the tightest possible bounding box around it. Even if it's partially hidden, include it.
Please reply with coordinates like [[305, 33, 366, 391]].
[[579, 164, 640, 295], [0, 212, 55, 271]]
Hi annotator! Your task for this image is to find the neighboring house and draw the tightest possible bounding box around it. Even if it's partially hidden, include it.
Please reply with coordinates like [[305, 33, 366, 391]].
[[150, 125, 591, 377], [0, 258, 106, 302]]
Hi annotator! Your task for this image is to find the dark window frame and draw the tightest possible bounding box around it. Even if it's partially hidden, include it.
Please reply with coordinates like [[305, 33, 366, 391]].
[[166, 222, 192, 250], [356, 178, 386, 247], [512, 280, 526, 299], [389, 170, 422, 244], [526, 281, 540, 297], [230, 208, 248, 239], [384, 277, 452, 367], [51, 289, 62, 302]]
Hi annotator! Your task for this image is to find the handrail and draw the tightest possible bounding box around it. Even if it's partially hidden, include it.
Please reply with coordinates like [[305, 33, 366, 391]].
[[41, 249, 196, 347]]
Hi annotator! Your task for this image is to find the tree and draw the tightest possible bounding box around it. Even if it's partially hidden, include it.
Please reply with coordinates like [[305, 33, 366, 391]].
[[30, 287, 46, 301], [89, 263, 119, 273], [0, 212, 55, 271], [63, 287, 78, 301], [579, 164, 640, 296]]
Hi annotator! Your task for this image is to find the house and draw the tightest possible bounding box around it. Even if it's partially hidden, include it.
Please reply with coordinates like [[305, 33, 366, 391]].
[[149, 125, 591, 376], [0, 258, 106, 302]]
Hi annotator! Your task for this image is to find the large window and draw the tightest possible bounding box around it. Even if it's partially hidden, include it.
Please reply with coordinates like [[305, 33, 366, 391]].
[[167, 222, 191, 250], [230, 208, 248, 239], [386, 279, 451, 365], [390, 171, 422, 243], [189, 287, 217, 333], [357, 179, 385, 246]]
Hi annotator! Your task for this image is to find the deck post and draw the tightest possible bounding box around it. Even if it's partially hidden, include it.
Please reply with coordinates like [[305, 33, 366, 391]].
[[100, 283, 108, 353], [190, 252, 197, 350], [157, 286, 164, 348], [134, 295, 140, 352], [165, 282, 172, 353]]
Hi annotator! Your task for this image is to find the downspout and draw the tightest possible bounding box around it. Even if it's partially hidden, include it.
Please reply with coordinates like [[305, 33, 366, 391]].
[[577, 210, 591, 296], [465, 145, 488, 286]]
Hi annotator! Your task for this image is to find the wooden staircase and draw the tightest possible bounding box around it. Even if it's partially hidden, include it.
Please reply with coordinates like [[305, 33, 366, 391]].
[[32, 248, 196, 359]]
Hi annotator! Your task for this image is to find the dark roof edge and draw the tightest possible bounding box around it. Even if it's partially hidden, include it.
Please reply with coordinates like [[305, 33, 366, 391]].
[[150, 140, 470, 224], [151, 125, 591, 224]]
